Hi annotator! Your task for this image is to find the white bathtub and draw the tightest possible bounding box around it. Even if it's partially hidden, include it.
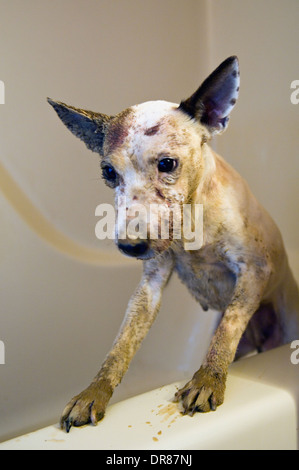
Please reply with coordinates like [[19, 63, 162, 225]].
[[0, 344, 297, 450]]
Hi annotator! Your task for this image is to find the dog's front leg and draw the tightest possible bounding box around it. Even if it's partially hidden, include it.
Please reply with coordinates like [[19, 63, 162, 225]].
[[175, 267, 269, 414], [60, 252, 174, 432]]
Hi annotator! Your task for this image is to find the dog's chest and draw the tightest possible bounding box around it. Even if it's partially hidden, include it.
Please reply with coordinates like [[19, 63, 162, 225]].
[[174, 246, 237, 312]]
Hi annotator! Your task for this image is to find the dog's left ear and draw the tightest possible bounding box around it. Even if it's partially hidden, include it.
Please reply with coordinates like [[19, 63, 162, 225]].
[[179, 56, 239, 135]]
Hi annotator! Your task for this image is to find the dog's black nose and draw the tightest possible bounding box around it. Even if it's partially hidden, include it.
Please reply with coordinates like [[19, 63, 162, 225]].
[[118, 241, 149, 258]]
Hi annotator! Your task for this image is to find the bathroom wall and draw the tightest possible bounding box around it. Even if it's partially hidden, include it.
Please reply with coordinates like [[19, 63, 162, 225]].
[[1, 0, 298, 442], [207, 0, 299, 255]]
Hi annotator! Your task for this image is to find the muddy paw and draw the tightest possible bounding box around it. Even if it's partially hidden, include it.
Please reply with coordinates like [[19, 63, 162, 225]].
[[60, 381, 112, 432], [174, 366, 226, 415]]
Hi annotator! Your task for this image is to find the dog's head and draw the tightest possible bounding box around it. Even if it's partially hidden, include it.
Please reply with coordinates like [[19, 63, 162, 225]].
[[48, 56, 239, 259]]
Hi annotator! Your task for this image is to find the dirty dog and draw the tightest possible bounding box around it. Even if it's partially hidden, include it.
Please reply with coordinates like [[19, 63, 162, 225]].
[[48, 56, 299, 432]]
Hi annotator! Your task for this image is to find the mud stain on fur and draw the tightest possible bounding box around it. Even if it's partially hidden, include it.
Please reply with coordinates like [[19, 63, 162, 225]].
[[144, 123, 161, 136], [104, 108, 133, 155]]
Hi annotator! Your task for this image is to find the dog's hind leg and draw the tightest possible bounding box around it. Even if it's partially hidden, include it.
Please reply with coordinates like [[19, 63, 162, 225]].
[[236, 263, 299, 359], [273, 264, 299, 344], [236, 303, 284, 359]]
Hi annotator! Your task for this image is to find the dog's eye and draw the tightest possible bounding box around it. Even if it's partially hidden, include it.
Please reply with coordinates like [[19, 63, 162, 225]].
[[158, 158, 177, 173], [102, 164, 117, 182]]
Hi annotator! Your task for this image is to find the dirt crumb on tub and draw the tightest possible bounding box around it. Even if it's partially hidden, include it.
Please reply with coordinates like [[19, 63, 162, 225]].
[[45, 439, 65, 443], [168, 417, 178, 428], [154, 402, 181, 428], [156, 403, 178, 419], [152, 430, 162, 441]]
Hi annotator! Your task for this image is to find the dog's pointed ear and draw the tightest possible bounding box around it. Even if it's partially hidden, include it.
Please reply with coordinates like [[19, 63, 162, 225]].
[[179, 56, 239, 135], [47, 98, 113, 155]]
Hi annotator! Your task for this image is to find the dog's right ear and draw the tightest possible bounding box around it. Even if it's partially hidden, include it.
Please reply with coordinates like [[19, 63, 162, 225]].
[[179, 56, 239, 135], [47, 98, 113, 155]]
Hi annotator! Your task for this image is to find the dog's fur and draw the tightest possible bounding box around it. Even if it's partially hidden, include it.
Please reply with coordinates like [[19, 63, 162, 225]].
[[48, 56, 299, 432]]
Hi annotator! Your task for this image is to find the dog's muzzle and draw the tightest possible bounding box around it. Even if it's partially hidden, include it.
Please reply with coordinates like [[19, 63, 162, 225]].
[[117, 240, 150, 258]]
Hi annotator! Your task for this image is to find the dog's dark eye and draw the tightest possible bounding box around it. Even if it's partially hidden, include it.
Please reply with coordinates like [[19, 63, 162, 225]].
[[158, 158, 177, 173], [102, 164, 117, 182]]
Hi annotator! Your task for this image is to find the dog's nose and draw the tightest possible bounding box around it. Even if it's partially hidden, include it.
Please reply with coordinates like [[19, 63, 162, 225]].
[[118, 241, 149, 258]]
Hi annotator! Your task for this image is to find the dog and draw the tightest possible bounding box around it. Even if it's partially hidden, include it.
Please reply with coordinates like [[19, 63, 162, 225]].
[[48, 56, 299, 432]]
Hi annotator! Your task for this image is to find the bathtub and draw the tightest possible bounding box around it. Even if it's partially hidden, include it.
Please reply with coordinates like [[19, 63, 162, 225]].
[[0, 343, 297, 450]]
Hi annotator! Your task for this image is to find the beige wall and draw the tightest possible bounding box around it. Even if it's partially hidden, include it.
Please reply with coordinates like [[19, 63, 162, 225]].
[[0, 0, 298, 441], [208, 0, 299, 251]]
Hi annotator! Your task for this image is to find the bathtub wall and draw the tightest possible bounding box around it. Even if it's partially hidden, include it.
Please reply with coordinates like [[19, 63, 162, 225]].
[[207, 0, 299, 255], [1, 0, 298, 442]]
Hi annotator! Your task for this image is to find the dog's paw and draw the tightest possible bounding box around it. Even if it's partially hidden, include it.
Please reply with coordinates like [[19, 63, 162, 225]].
[[174, 366, 226, 415], [60, 381, 112, 432]]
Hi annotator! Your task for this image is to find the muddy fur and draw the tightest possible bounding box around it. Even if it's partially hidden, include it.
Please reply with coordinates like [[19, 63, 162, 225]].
[[48, 56, 299, 431]]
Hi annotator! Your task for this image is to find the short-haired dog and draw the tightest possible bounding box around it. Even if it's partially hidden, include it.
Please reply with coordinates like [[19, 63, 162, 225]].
[[48, 56, 299, 432]]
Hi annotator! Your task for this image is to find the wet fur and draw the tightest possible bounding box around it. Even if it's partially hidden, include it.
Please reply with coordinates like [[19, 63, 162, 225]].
[[48, 57, 299, 431]]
